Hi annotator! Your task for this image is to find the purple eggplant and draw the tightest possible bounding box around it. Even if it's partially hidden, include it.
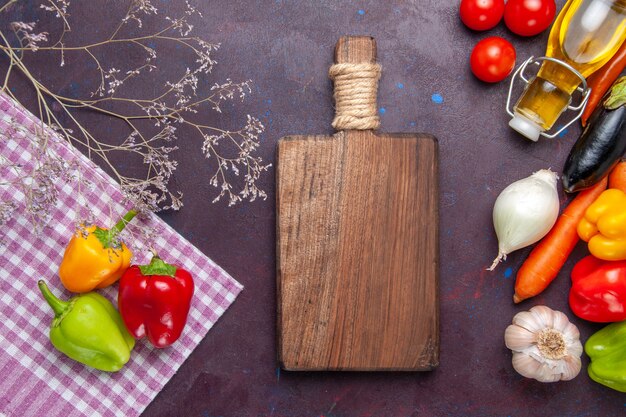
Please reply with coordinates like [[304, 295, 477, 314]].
[[562, 76, 626, 193]]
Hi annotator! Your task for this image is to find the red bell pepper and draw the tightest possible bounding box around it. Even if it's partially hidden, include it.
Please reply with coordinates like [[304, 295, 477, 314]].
[[569, 255, 626, 322], [118, 255, 194, 348]]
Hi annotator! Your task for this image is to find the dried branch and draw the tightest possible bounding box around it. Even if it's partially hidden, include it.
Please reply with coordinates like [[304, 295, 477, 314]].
[[0, 0, 269, 230]]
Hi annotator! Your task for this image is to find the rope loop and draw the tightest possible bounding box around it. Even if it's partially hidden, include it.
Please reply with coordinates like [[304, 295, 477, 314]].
[[329, 63, 381, 131]]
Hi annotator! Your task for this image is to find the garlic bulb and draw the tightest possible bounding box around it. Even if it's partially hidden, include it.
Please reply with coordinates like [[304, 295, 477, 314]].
[[489, 169, 560, 270], [504, 305, 582, 382]]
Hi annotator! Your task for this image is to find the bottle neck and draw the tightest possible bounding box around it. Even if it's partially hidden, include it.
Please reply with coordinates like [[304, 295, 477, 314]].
[[548, 0, 626, 78]]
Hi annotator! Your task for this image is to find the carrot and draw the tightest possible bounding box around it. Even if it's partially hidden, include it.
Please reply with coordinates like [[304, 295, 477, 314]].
[[513, 177, 608, 303], [581, 43, 626, 126], [608, 159, 626, 192]]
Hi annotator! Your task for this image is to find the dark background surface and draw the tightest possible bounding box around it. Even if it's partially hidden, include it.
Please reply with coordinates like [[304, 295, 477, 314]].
[[2, 0, 625, 416]]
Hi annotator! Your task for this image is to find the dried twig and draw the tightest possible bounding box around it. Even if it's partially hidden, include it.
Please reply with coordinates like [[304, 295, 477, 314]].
[[0, 0, 269, 230]]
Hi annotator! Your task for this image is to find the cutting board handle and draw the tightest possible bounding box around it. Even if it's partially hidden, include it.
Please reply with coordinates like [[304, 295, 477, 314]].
[[330, 36, 381, 132], [334, 36, 377, 65]]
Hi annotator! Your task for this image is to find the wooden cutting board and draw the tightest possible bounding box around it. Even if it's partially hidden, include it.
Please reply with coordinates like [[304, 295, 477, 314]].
[[277, 36, 439, 371]]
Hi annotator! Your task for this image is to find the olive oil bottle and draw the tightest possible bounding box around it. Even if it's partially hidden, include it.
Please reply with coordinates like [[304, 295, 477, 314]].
[[510, 0, 626, 141]]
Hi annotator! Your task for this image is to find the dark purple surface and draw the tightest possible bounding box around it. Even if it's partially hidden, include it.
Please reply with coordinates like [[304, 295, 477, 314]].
[[2, 1, 625, 416]]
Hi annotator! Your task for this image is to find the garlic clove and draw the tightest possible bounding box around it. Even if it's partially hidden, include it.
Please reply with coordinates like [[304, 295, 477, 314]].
[[525, 345, 544, 362], [512, 310, 544, 333], [561, 355, 582, 381], [567, 339, 583, 358], [530, 305, 555, 329], [551, 309, 571, 333], [535, 362, 562, 383], [512, 352, 542, 379], [504, 324, 536, 351], [562, 322, 581, 343]]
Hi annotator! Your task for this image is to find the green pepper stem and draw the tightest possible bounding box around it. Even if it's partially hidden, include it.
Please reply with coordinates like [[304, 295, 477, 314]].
[[111, 209, 138, 236], [38, 280, 69, 317]]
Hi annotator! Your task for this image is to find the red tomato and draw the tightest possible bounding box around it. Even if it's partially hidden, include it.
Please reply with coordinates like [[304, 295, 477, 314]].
[[504, 0, 556, 36], [460, 0, 505, 31], [470, 37, 516, 83]]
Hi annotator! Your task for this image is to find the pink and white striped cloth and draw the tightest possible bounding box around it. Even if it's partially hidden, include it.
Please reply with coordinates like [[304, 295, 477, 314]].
[[0, 92, 243, 416]]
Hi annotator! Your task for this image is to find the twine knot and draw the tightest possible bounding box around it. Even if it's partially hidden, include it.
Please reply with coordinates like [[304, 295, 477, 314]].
[[329, 63, 381, 131]]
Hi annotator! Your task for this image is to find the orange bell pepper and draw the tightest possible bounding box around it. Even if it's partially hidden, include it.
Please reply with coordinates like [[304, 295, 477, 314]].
[[59, 210, 137, 293]]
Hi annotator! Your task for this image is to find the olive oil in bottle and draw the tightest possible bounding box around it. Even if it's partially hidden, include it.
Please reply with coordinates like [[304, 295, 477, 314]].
[[510, 0, 626, 141]]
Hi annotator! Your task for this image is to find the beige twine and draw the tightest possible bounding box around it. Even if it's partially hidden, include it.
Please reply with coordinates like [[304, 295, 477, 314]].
[[329, 63, 381, 131]]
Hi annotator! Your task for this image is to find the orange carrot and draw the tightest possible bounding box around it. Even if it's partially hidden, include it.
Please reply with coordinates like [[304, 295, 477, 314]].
[[608, 159, 626, 192], [513, 177, 608, 303]]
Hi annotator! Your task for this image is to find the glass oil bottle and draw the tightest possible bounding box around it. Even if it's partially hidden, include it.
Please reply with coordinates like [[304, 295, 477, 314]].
[[508, 0, 626, 141]]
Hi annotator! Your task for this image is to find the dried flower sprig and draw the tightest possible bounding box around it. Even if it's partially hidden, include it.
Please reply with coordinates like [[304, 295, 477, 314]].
[[0, 0, 269, 230], [0, 116, 88, 231]]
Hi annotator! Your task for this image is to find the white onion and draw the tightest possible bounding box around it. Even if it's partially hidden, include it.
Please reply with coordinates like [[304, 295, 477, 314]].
[[488, 169, 560, 271]]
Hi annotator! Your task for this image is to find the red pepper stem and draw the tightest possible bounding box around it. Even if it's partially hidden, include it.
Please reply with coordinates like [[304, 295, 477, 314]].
[[139, 254, 177, 277], [38, 280, 69, 317], [111, 209, 138, 236]]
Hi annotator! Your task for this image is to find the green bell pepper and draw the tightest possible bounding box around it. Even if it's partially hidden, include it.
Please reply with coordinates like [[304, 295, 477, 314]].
[[38, 280, 135, 372], [585, 320, 626, 392]]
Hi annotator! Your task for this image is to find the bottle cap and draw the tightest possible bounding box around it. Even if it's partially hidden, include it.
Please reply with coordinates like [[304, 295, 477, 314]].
[[509, 114, 543, 142]]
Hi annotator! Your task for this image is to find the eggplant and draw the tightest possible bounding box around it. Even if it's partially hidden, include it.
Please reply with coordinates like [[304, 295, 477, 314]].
[[562, 76, 626, 193]]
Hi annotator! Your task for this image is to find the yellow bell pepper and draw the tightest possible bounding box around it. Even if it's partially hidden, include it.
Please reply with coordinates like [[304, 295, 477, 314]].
[[59, 210, 136, 293], [578, 189, 626, 261]]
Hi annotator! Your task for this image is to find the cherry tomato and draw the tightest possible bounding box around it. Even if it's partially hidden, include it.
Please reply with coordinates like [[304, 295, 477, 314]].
[[460, 0, 505, 31], [470, 37, 516, 83], [504, 0, 556, 37]]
